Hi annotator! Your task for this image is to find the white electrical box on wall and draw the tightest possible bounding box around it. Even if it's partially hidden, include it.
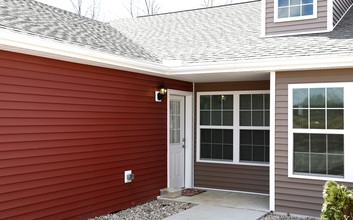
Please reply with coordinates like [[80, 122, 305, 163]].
[[124, 170, 134, 183]]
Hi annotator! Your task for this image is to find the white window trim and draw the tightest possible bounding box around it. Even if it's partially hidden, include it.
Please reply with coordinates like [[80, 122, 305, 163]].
[[288, 82, 353, 182], [197, 90, 270, 167], [274, 0, 318, 23]]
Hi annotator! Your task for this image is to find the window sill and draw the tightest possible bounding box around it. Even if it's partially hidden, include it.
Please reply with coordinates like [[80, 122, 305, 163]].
[[197, 159, 270, 167], [288, 173, 348, 182], [274, 14, 317, 23]]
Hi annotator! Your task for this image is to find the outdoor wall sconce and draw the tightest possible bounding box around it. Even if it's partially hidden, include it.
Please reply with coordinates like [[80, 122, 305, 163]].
[[155, 82, 167, 102]]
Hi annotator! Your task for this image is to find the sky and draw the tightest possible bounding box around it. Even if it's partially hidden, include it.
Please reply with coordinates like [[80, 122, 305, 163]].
[[35, 0, 234, 21]]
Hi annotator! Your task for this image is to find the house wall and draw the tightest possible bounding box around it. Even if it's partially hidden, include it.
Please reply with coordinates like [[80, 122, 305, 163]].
[[333, 0, 353, 26], [275, 68, 353, 217], [0, 50, 192, 220], [265, 0, 327, 36], [194, 81, 270, 194]]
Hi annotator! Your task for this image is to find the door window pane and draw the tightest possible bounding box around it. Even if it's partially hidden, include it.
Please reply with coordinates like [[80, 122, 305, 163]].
[[170, 101, 181, 144]]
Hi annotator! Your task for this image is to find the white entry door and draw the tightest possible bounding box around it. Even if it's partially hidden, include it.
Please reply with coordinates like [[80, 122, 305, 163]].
[[169, 95, 185, 188]]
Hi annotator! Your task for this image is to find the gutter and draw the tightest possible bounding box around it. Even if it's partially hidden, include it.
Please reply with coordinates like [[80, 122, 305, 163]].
[[1, 29, 353, 81]]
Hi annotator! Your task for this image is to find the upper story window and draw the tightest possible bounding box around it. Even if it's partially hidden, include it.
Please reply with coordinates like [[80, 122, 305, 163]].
[[275, 0, 317, 22]]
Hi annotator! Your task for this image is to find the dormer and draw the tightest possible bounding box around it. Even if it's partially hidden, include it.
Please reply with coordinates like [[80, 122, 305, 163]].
[[262, 0, 353, 36]]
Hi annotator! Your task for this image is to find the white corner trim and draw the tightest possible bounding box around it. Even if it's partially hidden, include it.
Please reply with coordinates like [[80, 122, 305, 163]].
[[327, 0, 334, 31], [269, 71, 276, 211], [261, 0, 267, 37]]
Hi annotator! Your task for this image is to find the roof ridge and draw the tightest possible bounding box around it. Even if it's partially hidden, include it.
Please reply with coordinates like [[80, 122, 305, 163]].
[[32, 0, 108, 25], [137, 0, 261, 18]]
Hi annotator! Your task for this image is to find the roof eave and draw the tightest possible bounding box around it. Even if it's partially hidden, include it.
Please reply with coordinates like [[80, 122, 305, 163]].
[[1, 29, 353, 82]]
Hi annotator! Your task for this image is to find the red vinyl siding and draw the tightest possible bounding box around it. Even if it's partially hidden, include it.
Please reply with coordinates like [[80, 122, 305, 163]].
[[0, 50, 192, 220]]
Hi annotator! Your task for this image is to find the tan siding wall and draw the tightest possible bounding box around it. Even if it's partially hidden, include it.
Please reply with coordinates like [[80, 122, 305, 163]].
[[275, 69, 353, 217], [265, 0, 327, 36], [333, 0, 353, 26], [194, 81, 270, 194]]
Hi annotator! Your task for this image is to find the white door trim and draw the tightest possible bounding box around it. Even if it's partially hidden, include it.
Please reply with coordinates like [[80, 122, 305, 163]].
[[167, 89, 193, 188]]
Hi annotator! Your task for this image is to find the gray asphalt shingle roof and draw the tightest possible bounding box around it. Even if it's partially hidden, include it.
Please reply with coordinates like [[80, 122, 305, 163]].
[[0, 0, 353, 65], [0, 0, 160, 63], [110, 0, 353, 64]]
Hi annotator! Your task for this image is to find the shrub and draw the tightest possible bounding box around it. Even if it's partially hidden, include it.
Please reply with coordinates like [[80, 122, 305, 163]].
[[321, 180, 353, 220]]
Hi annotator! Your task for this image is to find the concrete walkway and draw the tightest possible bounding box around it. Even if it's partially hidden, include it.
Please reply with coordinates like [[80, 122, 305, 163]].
[[159, 189, 269, 220], [164, 205, 267, 220]]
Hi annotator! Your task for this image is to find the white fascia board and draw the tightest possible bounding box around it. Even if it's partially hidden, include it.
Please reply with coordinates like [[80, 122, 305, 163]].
[[167, 56, 353, 76], [0, 28, 168, 76], [1, 29, 353, 79]]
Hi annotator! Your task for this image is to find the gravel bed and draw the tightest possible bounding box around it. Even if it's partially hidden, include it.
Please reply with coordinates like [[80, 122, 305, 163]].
[[259, 212, 318, 220], [89, 200, 196, 220]]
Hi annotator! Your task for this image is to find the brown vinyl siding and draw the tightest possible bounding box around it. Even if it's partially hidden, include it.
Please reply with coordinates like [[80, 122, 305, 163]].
[[333, 0, 353, 26], [265, 0, 327, 36], [194, 80, 270, 194], [275, 69, 353, 217]]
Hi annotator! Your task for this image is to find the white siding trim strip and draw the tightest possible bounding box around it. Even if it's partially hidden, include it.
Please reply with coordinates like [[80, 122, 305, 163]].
[[269, 71, 276, 211], [261, 0, 267, 37], [327, 0, 334, 31]]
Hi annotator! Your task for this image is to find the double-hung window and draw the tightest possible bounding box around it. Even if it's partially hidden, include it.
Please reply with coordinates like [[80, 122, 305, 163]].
[[288, 83, 353, 181], [275, 0, 317, 22], [198, 91, 270, 166]]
